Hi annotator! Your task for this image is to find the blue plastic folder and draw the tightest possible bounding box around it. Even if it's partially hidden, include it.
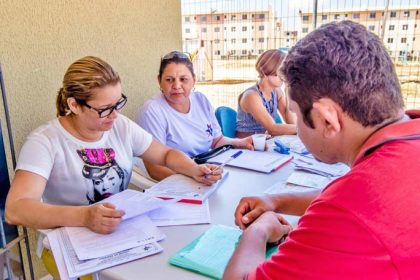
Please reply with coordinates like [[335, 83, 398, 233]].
[[169, 225, 278, 279]]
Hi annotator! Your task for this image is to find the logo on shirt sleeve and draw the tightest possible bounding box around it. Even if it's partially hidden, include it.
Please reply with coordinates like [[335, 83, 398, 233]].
[[77, 148, 127, 204], [205, 123, 214, 137]]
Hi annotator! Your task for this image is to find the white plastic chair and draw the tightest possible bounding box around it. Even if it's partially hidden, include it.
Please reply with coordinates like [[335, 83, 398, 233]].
[[130, 158, 157, 190]]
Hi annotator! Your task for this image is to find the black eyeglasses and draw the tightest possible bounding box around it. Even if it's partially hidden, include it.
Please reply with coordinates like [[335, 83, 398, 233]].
[[77, 94, 128, 118], [162, 51, 192, 61]]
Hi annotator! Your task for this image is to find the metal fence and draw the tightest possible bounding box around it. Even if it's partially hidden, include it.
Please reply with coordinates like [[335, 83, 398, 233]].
[[182, 0, 420, 110]]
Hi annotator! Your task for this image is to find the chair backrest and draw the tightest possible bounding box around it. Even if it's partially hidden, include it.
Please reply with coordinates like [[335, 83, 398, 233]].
[[215, 106, 237, 138], [274, 113, 283, 124]]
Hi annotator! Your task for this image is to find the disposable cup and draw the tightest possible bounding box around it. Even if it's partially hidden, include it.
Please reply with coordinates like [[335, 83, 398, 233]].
[[252, 134, 266, 151]]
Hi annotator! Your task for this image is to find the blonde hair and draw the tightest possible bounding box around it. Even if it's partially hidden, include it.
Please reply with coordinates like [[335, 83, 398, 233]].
[[56, 56, 120, 117], [255, 49, 286, 78]]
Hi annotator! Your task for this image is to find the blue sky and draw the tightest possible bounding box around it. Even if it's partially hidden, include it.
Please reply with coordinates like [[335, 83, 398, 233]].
[[182, 0, 420, 29]]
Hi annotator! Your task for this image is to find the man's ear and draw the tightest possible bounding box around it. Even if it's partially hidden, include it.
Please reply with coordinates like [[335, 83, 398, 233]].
[[67, 97, 81, 115], [312, 98, 342, 138]]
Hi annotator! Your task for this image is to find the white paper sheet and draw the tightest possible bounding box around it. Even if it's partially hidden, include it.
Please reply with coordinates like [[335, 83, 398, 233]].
[[209, 149, 293, 173], [101, 189, 178, 220], [48, 228, 163, 279], [264, 181, 318, 195], [66, 215, 164, 260], [148, 200, 211, 226], [293, 155, 350, 177], [146, 172, 229, 203], [286, 171, 332, 189]]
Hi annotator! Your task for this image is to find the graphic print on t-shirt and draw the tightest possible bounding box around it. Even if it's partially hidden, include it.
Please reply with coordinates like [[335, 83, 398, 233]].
[[206, 123, 214, 137], [77, 148, 127, 204]]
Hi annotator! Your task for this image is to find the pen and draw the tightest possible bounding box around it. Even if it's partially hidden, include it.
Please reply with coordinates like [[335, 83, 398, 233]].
[[212, 150, 243, 173]]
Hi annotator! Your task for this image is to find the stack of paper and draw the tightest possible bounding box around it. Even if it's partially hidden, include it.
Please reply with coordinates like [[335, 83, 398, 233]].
[[146, 172, 229, 204], [47, 190, 176, 279], [293, 155, 350, 177], [169, 225, 279, 279], [209, 149, 293, 173]]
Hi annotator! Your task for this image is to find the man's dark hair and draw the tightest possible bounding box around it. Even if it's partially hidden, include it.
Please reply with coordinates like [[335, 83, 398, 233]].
[[281, 20, 404, 128]]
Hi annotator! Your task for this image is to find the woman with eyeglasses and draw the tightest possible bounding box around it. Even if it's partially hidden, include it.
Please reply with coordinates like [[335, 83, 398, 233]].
[[136, 51, 254, 181], [236, 49, 297, 138], [5, 56, 222, 235]]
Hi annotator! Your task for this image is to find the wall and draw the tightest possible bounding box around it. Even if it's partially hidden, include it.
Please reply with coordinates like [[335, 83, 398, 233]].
[[0, 0, 181, 278]]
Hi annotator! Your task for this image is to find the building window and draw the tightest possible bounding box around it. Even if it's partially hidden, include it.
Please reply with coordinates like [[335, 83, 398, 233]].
[[259, 14, 265, 19], [185, 16, 190, 22], [231, 15, 236, 20], [259, 49, 264, 54], [259, 25, 264, 31], [231, 39, 236, 43], [404, 11, 410, 17], [215, 50, 221, 55], [389, 25, 395, 31], [231, 50, 236, 55], [368, 25, 375, 31], [242, 50, 247, 55], [387, 38, 394, 43], [353, 13, 360, 19], [414, 37, 416, 41], [322, 15, 328, 20], [185, 28, 190, 33], [302, 27, 309, 33], [242, 14, 247, 20], [242, 26, 247, 31], [201, 16, 207, 22], [369, 12, 376, 18], [390, 11, 397, 17], [334, 14, 340, 20], [258, 38, 264, 42], [242, 38, 247, 43], [401, 37, 407, 43], [303, 15, 309, 21], [403, 24, 408, 30], [215, 15, 220, 21], [214, 27, 220, 32], [201, 27, 207, 33], [214, 39, 220, 44], [231, 26, 236, 32]]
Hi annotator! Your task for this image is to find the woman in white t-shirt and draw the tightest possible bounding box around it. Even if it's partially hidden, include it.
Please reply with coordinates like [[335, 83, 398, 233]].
[[5, 56, 221, 235], [136, 51, 254, 181]]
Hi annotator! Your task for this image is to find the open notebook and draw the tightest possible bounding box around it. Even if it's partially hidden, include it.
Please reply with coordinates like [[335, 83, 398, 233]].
[[208, 149, 293, 173]]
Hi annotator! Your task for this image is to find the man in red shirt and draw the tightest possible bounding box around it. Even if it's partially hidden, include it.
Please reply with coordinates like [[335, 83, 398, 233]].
[[224, 21, 420, 280]]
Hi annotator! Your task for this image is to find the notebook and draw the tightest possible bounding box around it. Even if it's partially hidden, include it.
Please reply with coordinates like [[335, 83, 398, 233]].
[[145, 172, 229, 204], [169, 224, 279, 279], [208, 149, 293, 173]]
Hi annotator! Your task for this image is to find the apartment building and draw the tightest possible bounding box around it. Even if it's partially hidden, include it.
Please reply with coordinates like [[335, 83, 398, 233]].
[[300, 8, 420, 61], [183, 9, 282, 60]]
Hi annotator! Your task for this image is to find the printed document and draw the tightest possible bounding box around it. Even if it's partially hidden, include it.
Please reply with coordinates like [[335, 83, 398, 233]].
[[286, 171, 332, 189], [48, 228, 162, 279], [66, 214, 164, 260]]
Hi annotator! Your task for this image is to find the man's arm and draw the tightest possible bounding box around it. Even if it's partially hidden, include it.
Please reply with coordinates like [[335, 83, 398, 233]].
[[223, 212, 292, 280]]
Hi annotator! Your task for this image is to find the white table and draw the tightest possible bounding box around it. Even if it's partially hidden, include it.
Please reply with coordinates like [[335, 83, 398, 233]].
[[98, 162, 299, 280]]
